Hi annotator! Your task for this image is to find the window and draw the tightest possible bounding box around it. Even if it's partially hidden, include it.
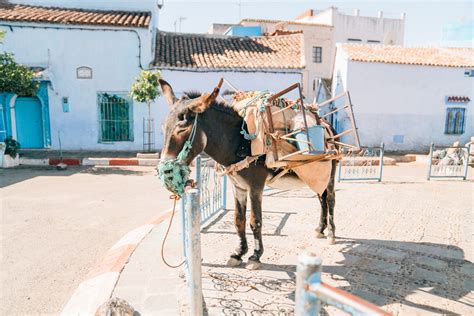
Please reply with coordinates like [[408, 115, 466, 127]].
[[445, 108, 465, 135], [98, 93, 133, 142], [465, 69, 474, 77], [367, 40, 381, 44], [347, 38, 362, 42], [312, 46, 322, 63]]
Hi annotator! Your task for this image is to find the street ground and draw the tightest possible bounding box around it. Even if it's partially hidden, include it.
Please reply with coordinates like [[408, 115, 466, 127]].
[[1, 163, 473, 315], [195, 164, 473, 315], [0, 166, 172, 315]]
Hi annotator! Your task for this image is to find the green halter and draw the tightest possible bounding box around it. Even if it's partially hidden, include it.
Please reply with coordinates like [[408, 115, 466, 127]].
[[157, 114, 199, 197]]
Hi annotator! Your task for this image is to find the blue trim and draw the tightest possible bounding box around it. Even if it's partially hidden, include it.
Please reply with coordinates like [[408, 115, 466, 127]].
[[0, 93, 15, 139], [36, 82, 51, 147]]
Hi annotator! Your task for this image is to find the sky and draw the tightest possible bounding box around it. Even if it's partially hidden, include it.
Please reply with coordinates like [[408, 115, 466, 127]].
[[157, 0, 473, 46]]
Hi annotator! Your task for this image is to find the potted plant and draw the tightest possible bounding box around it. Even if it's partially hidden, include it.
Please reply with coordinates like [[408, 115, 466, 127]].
[[2, 137, 20, 168]]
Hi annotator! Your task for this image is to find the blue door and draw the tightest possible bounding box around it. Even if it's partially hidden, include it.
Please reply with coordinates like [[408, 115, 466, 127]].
[[15, 97, 44, 148]]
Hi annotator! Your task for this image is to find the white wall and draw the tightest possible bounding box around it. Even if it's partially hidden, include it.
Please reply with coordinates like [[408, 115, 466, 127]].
[[333, 13, 404, 45], [0, 24, 154, 151], [333, 51, 473, 151]]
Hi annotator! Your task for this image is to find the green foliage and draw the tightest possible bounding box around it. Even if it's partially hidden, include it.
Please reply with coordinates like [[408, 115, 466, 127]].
[[0, 52, 40, 97], [0, 30, 5, 43], [4, 137, 20, 158], [129, 70, 161, 103]]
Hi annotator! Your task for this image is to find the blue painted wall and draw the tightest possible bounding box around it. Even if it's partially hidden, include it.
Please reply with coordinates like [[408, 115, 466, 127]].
[[225, 26, 262, 36]]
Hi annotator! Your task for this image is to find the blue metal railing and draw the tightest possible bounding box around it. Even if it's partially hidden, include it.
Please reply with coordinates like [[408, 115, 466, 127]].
[[427, 143, 470, 180], [295, 252, 390, 316], [338, 143, 384, 182], [181, 156, 227, 315]]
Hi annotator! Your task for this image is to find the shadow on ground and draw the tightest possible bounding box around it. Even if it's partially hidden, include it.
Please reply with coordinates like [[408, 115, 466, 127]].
[[201, 236, 473, 315], [0, 166, 151, 188]]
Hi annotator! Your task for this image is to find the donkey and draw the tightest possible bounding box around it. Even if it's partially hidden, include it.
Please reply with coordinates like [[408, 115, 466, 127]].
[[158, 79, 337, 269]]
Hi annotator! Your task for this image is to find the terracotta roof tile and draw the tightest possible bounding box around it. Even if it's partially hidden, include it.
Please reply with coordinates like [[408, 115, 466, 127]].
[[0, 4, 150, 28], [153, 31, 303, 70], [340, 44, 474, 68]]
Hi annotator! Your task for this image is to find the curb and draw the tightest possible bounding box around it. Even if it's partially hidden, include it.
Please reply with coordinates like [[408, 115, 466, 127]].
[[61, 209, 173, 315], [19, 157, 159, 167]]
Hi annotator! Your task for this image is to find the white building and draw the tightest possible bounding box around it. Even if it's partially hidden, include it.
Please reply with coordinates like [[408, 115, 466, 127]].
[[212, 7, 406, 102], [0, 0, 160, 151], [0, 0, 304, 151], [332, 44, 473, 151]]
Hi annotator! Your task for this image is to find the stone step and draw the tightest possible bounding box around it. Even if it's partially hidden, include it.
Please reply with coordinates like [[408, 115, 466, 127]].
[[136, 153, 160, 159]]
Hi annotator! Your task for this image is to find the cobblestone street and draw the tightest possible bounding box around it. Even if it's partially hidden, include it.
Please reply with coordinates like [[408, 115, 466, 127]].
[[195, 165, 473, 315]]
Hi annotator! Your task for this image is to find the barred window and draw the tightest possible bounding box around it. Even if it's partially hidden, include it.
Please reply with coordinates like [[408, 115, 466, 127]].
[[98, 93, 133, 142], [312, 46, 322, 63], [445, 108, 465, 135]]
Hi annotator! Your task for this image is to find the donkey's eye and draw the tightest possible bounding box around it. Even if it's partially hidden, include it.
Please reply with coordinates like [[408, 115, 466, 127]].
[[177, 113, 185, 121]]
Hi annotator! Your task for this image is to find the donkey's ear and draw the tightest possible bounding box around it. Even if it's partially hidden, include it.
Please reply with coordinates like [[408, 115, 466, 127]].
[[187, 81, 221, 113], [158, 79, 178, 105]]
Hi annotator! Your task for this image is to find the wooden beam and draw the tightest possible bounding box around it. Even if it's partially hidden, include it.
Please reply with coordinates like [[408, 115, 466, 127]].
[[267, 83, 299, 102]]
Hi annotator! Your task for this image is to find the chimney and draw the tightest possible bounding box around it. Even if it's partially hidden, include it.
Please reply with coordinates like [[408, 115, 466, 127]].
[[354, 9, 360, 16], [400, 12, 406, 20], [378, 11, 383, 18], [295, 9, 314, 21]]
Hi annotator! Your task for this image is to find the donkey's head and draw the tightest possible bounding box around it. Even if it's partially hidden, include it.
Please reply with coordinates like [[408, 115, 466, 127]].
[[158, 78, 223, 165]]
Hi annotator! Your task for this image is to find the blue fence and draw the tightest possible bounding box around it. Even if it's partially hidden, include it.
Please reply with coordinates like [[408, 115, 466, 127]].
[[427, 143, 470, 180], [338, 143, 384, 182], [181, 156, 227, 315], [295, 252, 389, 316]]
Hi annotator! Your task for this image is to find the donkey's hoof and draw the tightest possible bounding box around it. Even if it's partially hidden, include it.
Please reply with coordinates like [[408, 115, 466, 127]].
[[245, 260, 261, 270], [316, 231, 325, 239], [328, 237, 336, 245], [227, 257, 242, 267]]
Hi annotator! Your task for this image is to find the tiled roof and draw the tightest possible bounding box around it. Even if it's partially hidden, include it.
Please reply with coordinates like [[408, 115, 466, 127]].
[[340, 44, 474, 68], [241, 18, 331, 28], [447, 96, 470, 103], [266, 29, 303, 36], [153, 32, 303, 70], [0, 4, 150, 28]]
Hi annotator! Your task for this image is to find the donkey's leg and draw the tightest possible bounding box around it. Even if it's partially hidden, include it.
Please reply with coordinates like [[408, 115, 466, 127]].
[[326, 160, 337, 245], [227, 185, 248, 267], [316, 191, 328, 238], [246, 190, 264, 270]]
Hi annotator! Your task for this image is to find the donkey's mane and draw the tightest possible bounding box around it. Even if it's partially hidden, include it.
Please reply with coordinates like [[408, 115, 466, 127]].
[[184, 91, 241, 118]]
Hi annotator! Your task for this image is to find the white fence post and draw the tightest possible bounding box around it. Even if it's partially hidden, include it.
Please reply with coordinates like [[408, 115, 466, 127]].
[[184, 188, 203, 316]]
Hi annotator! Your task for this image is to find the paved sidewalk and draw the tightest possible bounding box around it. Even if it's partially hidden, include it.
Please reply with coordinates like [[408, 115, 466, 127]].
[[112, 209, 187, 315], [106, 165, 473, 315]]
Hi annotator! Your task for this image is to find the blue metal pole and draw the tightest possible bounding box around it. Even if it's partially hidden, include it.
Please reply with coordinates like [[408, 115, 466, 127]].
[[337, 158, 343, 182], [378, 143, 384, 182], [295, 252, 322, 316], [222, 175, 227, 210], [181, 196, 187, 257], [184, 189, 203, 316], [196, 155, 202, 187], [463, 143, 470, 180], [427, 143, 434, 181]]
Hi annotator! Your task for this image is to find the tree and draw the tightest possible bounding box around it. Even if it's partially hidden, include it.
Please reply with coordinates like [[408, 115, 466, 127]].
[[0, 52, 39, 97], [0, 30, 5, 43], [130, 70, 161, 152]]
